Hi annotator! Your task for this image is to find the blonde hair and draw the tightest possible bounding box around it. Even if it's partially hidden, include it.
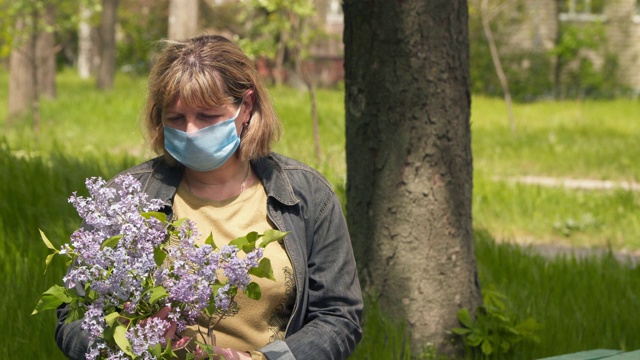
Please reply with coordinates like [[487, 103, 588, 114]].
[[144, 35, 281, 163]]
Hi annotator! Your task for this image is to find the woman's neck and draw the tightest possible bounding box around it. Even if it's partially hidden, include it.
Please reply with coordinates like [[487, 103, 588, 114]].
[[183, 158, 255, 201]]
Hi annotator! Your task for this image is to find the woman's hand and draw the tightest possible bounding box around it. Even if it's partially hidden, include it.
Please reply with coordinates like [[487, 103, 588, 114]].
[[151, 306, 191, 350], [120, 305, 191, 350]]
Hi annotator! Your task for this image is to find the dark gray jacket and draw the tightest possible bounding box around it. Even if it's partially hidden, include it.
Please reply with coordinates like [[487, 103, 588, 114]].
[[55, 153, 363, 359]]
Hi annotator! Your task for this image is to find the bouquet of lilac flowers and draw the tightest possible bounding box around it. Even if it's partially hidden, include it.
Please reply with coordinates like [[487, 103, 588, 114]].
[[33, 175, 286, 359]]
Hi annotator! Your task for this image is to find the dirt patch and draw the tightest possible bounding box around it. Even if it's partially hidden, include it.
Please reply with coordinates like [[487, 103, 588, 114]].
[[499, 175, 640, 192], [524, 242, 640, 266]]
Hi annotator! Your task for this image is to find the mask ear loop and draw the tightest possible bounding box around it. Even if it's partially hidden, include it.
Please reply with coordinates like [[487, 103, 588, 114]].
[[239, 89, 254, 138]]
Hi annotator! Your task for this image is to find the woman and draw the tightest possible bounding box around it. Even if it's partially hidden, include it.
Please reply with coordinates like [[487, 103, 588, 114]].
[[56, 35, 362, 360]]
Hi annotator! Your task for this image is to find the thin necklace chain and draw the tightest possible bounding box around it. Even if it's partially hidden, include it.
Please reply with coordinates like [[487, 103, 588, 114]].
[[186, 163, 251, 196]]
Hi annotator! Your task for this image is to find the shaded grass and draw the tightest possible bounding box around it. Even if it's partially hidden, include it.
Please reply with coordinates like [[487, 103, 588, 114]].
[[0, 142, 138, 360], [474, 229, 640, 359]]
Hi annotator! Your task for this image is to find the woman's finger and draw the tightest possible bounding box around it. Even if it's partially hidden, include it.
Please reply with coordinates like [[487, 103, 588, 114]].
[[153, 306, 171, 320], [171, 335, 191, 350]]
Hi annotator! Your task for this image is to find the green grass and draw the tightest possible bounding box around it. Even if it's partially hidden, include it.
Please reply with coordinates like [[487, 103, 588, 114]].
[[0, 142, 138, 360], [472, 96, 640, 180], [472, 96, 640, 250], [2, 70, 640, 359], [474, 229, 640, 359]]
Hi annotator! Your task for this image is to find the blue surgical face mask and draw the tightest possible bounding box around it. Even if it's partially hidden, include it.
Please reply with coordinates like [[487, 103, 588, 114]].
[[163, 104, 243, 171]]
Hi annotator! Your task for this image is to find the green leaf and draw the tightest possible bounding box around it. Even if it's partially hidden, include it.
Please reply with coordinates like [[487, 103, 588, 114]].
[[114, 324, 135, 357], [451, 327, 471, 335], [151, 343, 163, 358], [154, 247, 167, 267], [149, 286, 169, 304], [229, 235, 250, 248], [104, 312, 121, 327], [483, 288, 507, 310], [457, 308, 473, 328], [141, 211, 167, 223], [44, 252, 57, 274], [259, 229, 288, 248], [102, 321, 116, 342], [246, 231, 259, 243], [229, 232, 261, 253], [172, 218, 186, 229], [244, 282, 262, 300], [39, 229, 57, 251], [162, 339, 177, 358], [481, 339, 493, 355], [242, 241, 257, 253], [32, 285, 73, 315], [64, 301, 84, 323], [204, 303, 216, 317], [249, 258, 275, 281], [500, 339, 511, 353], [204, 233, 218, 250], [40, 229, 60, 274], [101, 235, 123, 249], [467, 332, 483, 347]]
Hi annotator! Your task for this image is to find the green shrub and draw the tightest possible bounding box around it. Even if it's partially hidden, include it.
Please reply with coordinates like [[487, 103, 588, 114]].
[[452, 286, 541, 359]]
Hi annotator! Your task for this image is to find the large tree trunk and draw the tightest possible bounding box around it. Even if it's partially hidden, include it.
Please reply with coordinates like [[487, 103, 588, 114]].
[[96, 0, 119, 90], [344, 0, 481, 357], [168, 0, 199, 40]]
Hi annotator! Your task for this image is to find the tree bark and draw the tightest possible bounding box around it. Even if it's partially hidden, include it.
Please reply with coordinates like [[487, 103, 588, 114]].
[[8, 17, 35, 122], [97, 0, 119, 90], [36, 3, 56, 99], [168, 0, 199, 40], [344, 0, 481, 356], [78, 5, 98, 79]]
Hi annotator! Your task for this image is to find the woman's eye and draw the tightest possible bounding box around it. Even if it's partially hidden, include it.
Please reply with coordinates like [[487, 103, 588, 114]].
[[165, 115, 184, 122]]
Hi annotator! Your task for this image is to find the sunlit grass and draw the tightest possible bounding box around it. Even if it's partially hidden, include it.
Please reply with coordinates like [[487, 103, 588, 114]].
[[472, 96, 640, 180]]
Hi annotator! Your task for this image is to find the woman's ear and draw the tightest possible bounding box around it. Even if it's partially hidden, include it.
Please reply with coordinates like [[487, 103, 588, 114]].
[[242, 89, 255, 119]]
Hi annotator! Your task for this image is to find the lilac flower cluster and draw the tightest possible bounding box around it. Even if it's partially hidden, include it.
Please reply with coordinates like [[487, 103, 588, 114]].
[[127, 317, 170, 357], [59, 175, 267, 359], [161, 219, 265, 333]]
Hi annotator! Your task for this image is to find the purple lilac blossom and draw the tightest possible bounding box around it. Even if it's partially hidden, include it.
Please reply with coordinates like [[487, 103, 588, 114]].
[[82, 302, 106, 339], [60, 175, 266, 359], [127, 317, 170, 356]]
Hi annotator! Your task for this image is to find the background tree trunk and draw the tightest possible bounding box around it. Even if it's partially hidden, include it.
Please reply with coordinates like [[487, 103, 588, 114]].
[[96, 0, 119, 90], [78, 4, 99, 79], [344, 0, 481, 356], [36, 3, 56, 99], [480, 0, 515, 133], [168, 0, 199, 40], [8, 17, 36, 122]]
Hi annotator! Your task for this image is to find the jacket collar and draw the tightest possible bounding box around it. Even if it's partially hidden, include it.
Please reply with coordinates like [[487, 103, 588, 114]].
[[251, 154, 299, 207], [147, 154, 299, 207]]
